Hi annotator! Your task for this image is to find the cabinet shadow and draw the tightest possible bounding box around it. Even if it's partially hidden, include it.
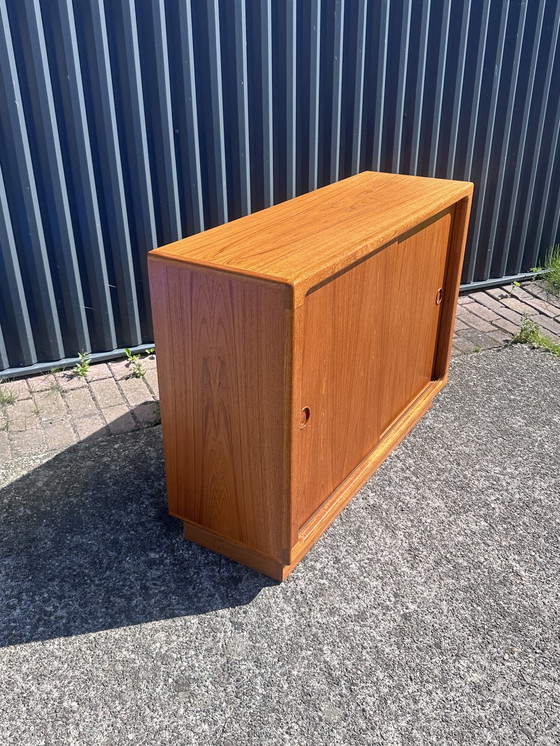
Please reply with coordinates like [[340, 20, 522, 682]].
[[0, 414, 274, 648]]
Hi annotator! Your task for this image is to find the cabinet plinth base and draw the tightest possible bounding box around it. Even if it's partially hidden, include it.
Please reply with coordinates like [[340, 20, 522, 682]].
[[182, 521, 290, 582], [182, 378, 444, 581]]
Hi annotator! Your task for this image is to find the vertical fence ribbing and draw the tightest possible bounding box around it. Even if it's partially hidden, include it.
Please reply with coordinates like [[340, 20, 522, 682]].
[[21, 0, 90, 354], [484, 2, 528, 279], [2, 0, 560, 375], [234, 0, 252, 214], [516, 2, 560, 272], [427, 0, 451, 176], [308, 0, 321, 191], [499, 0, 547, 277], [351, 0, 367, 175], [46, 0, 117, 351], [329, 0, 345, 182], [0, 161, 36, 366], [410, 0, 430, 175], [465, 1, 510, 282], [0, 0, 63, 360], [446, 0, 471, 179], [85, 0, 141, 345], [372, 0, 389, 171], [176, 0, 204, 234], [392, 0, 412, 173], [260, 0, 274, 207]]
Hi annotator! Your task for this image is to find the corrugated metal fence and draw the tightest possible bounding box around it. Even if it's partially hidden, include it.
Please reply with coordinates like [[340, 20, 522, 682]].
[[1, 0, 560, 377]]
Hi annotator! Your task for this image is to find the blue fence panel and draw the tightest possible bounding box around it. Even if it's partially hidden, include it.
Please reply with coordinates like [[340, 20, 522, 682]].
[[1, 0, 560, 376]]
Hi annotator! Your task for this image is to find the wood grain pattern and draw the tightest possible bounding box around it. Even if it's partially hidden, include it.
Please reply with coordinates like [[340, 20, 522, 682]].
[[149, 171, 473, 303], [148, 171, 473, 580], [148, 258, 291, 561], [296, 211, 451, 529], [291, 379, 445, 566], [376, 211, 451, 434]]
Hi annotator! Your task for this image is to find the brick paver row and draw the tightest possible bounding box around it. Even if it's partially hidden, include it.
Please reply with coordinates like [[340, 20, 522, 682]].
[[1, 281, 559, 463], [452, 280, 560, 356], [0, 354, 160, 461]]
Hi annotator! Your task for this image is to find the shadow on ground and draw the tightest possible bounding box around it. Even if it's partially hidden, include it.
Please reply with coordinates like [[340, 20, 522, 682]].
[[0, 416, 273, 647]]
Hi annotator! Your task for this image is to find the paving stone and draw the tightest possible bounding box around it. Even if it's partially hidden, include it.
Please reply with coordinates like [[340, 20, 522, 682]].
[[9, 427, 47, 457], [457, 295, 474, 305], [500, 283, 516, 294], [102, 405, 137, 436], [451, 336, 476, 354], [7, 399, 41, 432], [54, 371, 88, 391], [473, 292, 509, 314], [532, 314, 560, 340], [118, 376, 152, 408], [467, 302, 501, 322], [89, 378, 125, 409], [42, 419, 78, 451], [453, 317, 469, 331], [27, 374, 53, 393], [0, 378, 32, 400], [521, 280, 559, 303], [108, 360, 131, 381], [86, 362, 112, 381], [487, 328, 512, 344], [512, 287, 560, 317], [33, 390, 68, 421], [133, 401, 160, 428], [480, 296, 526, 324], [74, 414, 108, 441], [500, 296, 540, 316], [522, 280, 545, 294], [491, 316, 520, 335], [485, 287, 510, 301], [474, 294, 525, 326], [455, 307, 495, 332], [142, 355, 157, 372], [64, 387, 99, 418], [0, 430, 11, 462], [144, 369, 159, 399], [458, 328, 501, 350]]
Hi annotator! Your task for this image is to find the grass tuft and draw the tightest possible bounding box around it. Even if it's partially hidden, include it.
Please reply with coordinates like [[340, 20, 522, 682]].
[[0, 385, 16, 405], [542, 244, 560, 294]]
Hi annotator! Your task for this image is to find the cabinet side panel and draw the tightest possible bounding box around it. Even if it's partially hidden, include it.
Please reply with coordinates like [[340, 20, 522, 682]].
[[148, 259, 290, 561]]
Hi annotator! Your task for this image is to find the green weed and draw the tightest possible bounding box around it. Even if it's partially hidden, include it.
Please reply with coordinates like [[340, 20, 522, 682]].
[[512, 315, 560, 357], [124, 348, 145, 378], [74, 350, 91, 378]]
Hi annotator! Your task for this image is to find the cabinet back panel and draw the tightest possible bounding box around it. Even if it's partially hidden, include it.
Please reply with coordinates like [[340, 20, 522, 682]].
[[149, 259, 290, 561], [297, 211, 451, 528]]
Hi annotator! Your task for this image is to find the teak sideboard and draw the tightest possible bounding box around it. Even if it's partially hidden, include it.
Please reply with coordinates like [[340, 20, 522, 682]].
[[148, 171, 473, 580]]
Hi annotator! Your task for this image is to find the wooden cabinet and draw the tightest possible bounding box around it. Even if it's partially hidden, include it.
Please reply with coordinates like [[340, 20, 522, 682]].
[[148, 171, 473, 580]]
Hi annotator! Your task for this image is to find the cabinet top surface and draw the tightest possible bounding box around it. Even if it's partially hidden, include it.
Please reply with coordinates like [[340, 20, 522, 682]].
[[149, 171, 473, 291]]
